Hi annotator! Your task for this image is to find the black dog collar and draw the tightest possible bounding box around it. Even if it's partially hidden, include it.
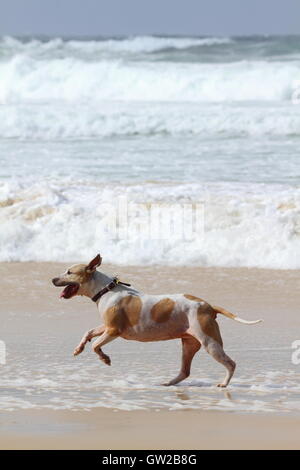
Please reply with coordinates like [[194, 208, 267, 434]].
[[92, 277, 131, 303]]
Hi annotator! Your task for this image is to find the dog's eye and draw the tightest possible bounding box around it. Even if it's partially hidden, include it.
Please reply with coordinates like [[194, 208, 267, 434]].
[[67, 270, 72, 275]]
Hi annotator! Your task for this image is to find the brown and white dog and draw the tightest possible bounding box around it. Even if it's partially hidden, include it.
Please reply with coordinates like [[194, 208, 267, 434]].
[[52, 254, 262, 388]]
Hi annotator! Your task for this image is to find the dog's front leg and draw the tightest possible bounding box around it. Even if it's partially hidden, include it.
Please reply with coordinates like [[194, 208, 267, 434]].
[[92, 329, 119, 366], [73, 325, 105, 356]]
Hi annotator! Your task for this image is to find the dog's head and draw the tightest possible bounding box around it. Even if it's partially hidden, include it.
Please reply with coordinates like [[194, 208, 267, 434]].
[[52, 254, 102, 299]]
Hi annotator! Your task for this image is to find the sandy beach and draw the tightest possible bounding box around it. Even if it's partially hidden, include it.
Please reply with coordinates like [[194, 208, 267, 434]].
[[1, 262, 300, 449], [1, 408, 300, 450]]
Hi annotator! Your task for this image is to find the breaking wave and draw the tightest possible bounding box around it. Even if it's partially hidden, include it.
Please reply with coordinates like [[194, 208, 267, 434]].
[[0, 54, 298, 105]]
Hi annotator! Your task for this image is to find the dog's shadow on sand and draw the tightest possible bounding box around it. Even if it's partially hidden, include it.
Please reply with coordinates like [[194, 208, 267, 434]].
[[174, 388, 233, 403]]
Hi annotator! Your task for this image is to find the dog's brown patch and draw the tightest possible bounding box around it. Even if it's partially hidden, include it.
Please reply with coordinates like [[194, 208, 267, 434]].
[[103, 295, 142, 334], [119, 295, 142, 326], [151, 298, 175, 323], [197, 306, 223, 346], [185, 294, 217, 319], [103, 305, 123, 336]]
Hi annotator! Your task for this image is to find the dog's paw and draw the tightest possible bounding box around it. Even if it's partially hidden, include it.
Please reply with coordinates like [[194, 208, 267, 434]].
[[100, 354, 111, 366], [217, 383, 227, 388], [73, 345, 84, 356]]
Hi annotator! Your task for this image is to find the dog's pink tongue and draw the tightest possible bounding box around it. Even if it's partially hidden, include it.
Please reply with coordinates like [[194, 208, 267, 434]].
[[60, 284, 78, 299], [60, 286, 69, 298]]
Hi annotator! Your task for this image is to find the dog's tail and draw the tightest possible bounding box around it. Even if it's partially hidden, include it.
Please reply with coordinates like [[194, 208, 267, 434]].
[[213, 306, 262, 325]]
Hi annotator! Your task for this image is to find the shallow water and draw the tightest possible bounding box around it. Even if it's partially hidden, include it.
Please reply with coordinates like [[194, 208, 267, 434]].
[[1, 264, 299, 414], [1, 325, 300, 413]]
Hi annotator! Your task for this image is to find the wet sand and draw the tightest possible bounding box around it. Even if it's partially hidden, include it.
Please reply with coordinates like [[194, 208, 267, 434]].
[[0, 262, 300, 449], [1, 408, 300, 450]]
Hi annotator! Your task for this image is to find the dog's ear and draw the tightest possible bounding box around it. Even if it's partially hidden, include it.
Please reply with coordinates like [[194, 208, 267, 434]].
[[86, 254, 102, 273]]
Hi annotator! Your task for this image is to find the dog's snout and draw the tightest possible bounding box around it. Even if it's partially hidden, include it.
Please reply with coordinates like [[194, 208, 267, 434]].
[[52, 277, 60, 286]]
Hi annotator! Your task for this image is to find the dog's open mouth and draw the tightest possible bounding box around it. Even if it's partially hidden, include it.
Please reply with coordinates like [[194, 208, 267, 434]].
[[60, 283, 79, 299]]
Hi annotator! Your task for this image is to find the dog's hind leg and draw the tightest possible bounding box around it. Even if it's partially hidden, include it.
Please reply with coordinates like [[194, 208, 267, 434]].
[[190, 332, 236, 387], [163, 334, 201, 386], [205, 339, 236, 387], [189, 311, 236, 388], [92, 329, 119, 366], [73, 325, 105, 356]]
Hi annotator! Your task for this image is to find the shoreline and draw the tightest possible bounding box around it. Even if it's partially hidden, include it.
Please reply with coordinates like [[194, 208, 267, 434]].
[[1, 408, 300, 450]]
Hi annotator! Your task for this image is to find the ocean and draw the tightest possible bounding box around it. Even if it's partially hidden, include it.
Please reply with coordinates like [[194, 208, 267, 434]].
[[0, 35, 300, 268]]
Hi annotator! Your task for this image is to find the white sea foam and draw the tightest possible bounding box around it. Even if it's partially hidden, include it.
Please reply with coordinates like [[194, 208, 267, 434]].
[[0, 101, 300, 139], [0, 54, 299, 105], [1, 368, 300, 412], [0, 179, 299, 268]]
